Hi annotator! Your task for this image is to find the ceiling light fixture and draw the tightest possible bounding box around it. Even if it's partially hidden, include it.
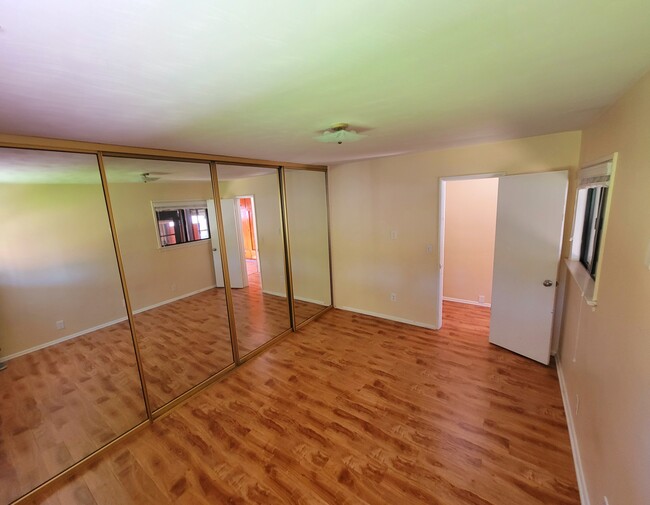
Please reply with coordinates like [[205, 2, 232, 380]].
[[140, 172, 160, 183], [314, 123, 366, 144]]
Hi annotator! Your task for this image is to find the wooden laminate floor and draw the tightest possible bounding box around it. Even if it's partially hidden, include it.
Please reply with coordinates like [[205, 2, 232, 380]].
[[23, 302, 579, 505], [0, 273, 325, 504]]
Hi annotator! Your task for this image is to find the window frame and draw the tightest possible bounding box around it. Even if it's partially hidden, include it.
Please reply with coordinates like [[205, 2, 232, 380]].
[[568, 154, 617, 305], [578, 185, 608, 279], [151, 200, 211, 249]]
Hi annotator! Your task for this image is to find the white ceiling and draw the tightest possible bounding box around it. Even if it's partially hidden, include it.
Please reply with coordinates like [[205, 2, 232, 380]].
[[1, 0, 649, 165]]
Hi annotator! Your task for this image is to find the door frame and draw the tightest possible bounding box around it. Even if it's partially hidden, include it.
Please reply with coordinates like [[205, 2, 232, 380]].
[[236, 194, 261, 278], [437, 172, 504, 329]]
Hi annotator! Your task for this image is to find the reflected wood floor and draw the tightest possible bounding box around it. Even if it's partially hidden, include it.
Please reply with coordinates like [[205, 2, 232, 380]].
[[25, 302, 579, 505], [1, 273, 325, 504], [0, 324, 147, 505]]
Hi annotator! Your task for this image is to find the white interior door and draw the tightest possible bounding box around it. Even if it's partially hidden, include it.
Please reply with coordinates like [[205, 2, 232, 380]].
[[489, 171, 568, 364], [206, 199, 225, 287], [220, 198, 248, 289], [207, 198, 248, 289]]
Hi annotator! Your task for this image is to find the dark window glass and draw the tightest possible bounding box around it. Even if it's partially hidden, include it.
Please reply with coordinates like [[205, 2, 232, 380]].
[[155, 207, 210, 247], [579, 187, 607, 279]]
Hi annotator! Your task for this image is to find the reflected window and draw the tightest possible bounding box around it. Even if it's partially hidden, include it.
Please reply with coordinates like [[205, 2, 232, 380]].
[[154, 202, 210, 247]]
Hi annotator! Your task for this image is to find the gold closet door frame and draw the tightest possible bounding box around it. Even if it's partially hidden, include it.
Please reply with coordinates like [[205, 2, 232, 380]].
[[279, 167, 296, 331], [96, 156, 238, 419], [0, 133, 326, 170], [281, 166, 334, 332], [0, 136, 329, 505], [221, 164, 295, 365]]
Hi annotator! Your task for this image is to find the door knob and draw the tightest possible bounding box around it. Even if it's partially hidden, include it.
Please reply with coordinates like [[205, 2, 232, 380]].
[[543, 280, 553, 287], [212, 248, 217, 252]]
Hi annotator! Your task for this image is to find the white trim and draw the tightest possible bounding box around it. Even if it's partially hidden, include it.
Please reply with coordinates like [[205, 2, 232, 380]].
[[2, 315, 127, 362], [131, 284, 217, 314], [1, 284, 217, 362], [262, 289, 328, 306], [295, 295, 328, 306], [556, 355, 590, 505], [437, 179, 446, 330], [237, 195, 261, 277], [262, 289, 287, 298], [565, 259, 596, 306], [335, 305, 438, 330], [442, 296, 491, 307], [578, 158, 612, 189], [439, 172, 505, 182], [437, 172, 502, 330]]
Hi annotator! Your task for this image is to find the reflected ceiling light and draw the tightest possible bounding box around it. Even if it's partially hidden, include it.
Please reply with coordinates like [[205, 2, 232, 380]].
[[314, 123, 366, 144], [140, 172, 160, 183]]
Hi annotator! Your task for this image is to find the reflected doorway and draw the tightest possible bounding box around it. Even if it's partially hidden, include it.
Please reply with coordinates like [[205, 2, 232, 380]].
[[239, 196, 260, 278]]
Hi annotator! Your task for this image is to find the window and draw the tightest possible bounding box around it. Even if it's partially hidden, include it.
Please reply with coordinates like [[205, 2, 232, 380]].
[[153, 202, 210, 247], [570, 157, 615, 288], [579, 186, 607, 278]]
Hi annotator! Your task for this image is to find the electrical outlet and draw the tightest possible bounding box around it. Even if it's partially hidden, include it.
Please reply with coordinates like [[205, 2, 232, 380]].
[[390, 293, 397, 302], [55, 320, 65, 330], [426, 244, 433, 254], [390, 230, 398, 240], [478, 295, 485, 304], [171, 283, 176, 292], [575, 394, 580, 415]]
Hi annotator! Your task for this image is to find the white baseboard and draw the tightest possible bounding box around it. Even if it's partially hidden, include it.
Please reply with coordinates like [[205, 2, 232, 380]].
[[132, 284, 217, 314], [2, 284, 218, 362], [442, 296, 491, 307], [256, 289, 329, 308], [335, 305, 438, 330], [2, 316, 127, 362], [556, 355, 590, 505], [262, 289, 287, 298], [295, 295, 328, 306]]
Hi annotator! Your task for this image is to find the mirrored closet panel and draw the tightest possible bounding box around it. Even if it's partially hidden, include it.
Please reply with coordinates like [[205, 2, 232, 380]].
[[104, 157, 234, 411], [0, 148, 147, 504], [284, 169, 332, 325], [216, 164, 291, 356]]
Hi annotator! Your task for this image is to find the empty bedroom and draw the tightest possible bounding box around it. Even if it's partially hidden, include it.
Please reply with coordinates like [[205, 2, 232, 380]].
[[0, 1, 648, 505]]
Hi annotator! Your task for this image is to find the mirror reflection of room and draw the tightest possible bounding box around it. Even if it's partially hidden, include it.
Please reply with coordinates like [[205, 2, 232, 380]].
[[217, 165, 291, 355], [284, 169, 332, 325], [104, 157, 234, 411], [239, 196, 259, 275], [0, 148, 147, 505]]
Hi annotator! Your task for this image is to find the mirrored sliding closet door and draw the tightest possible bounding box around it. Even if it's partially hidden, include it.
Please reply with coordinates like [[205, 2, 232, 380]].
[[215, 164, 291, 356], [284, 169, 332, 325], [0, 148, 147, 504], [104, 157, 234, 411]]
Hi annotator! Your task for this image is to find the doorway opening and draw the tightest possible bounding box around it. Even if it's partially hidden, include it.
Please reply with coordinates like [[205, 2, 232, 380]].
[[438, 174, 500, 331], [238, 196, 260, 278]]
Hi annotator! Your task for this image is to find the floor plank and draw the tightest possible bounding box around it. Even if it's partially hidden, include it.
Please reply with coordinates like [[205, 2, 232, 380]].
[[0, 270, 325, 504], [22, 302, 579, 505]]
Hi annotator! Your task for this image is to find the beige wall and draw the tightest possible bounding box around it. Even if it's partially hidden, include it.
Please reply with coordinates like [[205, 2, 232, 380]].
[[443, 178, 498, 304], [558, 71, 650, 505], [0, 183, 126, 358], [219, 174, 287, 296], [0, 180, 218, 358], [328, 131, 581, 327], [285, 170, 331, 305], [108, 181, 216, 310]]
